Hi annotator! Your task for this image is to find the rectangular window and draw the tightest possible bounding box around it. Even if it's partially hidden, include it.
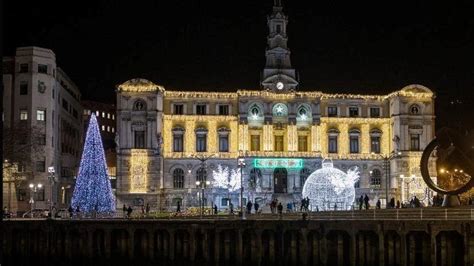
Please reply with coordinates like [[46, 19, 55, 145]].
[[411, 134, 420, 151], [274, 136, 284, 152], [371, 136, 381, 154], [62, 99, 68, 110], [112, 114, 115, 120], [20, 109, 28, 120], [349, 107, 359, 117], [107, 113, 111, 119], [298, 136, 308, 152], [36, 109, 45, 121], [174, 104, 184, 115], [38, 64, 48, 74], [107, 126, 110, 132], [196, 134, 207, 152], [370, 107, 380, 117], [276, 24, 282, 33], [111, 127, 115, 133], [134, 131, 145, 148], [218, 105, 229, 115], [173, 135, 183, 152], [20, 81, 28, 95], [196, 104, 207, 115], [328, 136, 338, 153], [101, 125, 105, 131], [350, 136, 359, 153], [19, 63, 28, 73], [102, 112, 106, 118], [35, 189, 45, 201], [36, 160, 46, 172], [328, 106, 338, 117], [251, 135, 260, 151], [73, 109, 78, 119], [219, 135, 229, 152]]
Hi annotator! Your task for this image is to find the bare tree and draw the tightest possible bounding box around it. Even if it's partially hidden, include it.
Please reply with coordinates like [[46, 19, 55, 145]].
[[2, 123, 45, 210]]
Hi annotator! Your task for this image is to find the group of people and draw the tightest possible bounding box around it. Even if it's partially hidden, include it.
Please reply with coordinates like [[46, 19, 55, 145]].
[[269, 199, 283, 214], [357, 194, 371, 210], [300, 197, 311, 211], [122, 203, 151, 218], [246, 200, 260, 214]]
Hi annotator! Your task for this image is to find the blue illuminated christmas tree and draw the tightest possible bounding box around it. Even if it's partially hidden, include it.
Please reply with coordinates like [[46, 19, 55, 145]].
[[71, 113, 115, 213]]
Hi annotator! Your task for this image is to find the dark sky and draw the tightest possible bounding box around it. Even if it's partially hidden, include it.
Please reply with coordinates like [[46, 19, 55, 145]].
[[5, 1, 474, 129]]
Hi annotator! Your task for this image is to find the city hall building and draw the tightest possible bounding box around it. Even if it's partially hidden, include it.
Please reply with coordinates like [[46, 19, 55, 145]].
[[115, 2, 435, 210]]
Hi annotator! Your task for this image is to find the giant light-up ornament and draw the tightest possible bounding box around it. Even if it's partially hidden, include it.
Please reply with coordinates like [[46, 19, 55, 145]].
[[302, 160, 359, 211]]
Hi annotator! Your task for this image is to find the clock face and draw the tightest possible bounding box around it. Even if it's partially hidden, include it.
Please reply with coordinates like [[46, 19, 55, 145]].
[[276, 82, 284, 90]]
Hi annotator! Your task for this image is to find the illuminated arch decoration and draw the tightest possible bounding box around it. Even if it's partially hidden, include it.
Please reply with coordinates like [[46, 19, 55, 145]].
[[302, 160, 359, 211], [296, 104, 312, 122], [248, 103, 264, 121], [272, 103, 288, 117]]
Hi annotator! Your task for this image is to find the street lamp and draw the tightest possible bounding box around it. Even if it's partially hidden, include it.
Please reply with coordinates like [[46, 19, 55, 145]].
[[372, 151, 402, 207], [196, 180, 210, 219], [29, 183, 43, 218], [237, 158, 246, 219], [48, 166, 56, 218]]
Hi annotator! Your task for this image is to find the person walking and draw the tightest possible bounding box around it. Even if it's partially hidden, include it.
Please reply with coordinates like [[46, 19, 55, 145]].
[[127, 205, 133, 218], [246, 201, 253, 215], [376, 199, 381, 209], [277, 202, 283, 216], [364, 194, 369, 210], [229, 202, 234, 214], [396, 200, 401, 209], [176, 201, 181, 213], [75, 205, 81, 218], [122, 204, 127, 218], [68, 205, 74, 218], [145, 203, 150, 215], [214, 204, 218, 215], [254, 202, 260, 214], [358, 195, 363, 210]]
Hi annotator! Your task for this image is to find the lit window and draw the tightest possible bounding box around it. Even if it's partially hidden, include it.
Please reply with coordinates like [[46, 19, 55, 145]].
[[20, 109, 28, 120], [83, 109, 88, 115], [107, 126, 110, 132], [370, 169, 382, 187], [88, 110, 91, 115], [251, 135, 260, 151], [101, 125, 105, 131], [274, 136, 284, 151], [111, 127, 115, 133], [112, 114, 115, 120], [107, 113, 111, 119], [96, 111, 99, 116], [102, 112, 105, 118], [173, 169, 185, 189], [36, 110, 45, 121], [298, 136, 308, 152]]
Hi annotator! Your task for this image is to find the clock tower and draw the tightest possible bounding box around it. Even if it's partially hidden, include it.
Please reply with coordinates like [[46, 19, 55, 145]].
[[261, 0, 299, 93]]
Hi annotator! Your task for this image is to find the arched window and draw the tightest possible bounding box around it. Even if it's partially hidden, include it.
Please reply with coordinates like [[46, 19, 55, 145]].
[[370, 129, 382, 154], [248, 103, 263, 120], [328, 129, 339, 153], [300, 168, 311, 188], [249, 168, 262, 188], [173, 168, 185, 189], [370, 169, 382, 187], [196, 167, 207, 184], [410, 104, 420, 115], [349, 129, 360, 154], [133, 100, 146, 111], [195, 128, 208, 152], [272, 103, 288, 117]]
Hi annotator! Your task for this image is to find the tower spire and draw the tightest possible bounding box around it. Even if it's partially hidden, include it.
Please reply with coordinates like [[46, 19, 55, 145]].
[[261, 0, 298, 92]]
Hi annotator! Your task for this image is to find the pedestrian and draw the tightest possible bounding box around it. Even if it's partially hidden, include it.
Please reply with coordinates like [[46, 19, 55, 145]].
[[277, 202, 283, 215], [246, 201, 253, 214], [141, 205, 145, 217], [214, 204, 218, 215], [334, 203, 337, 211], [254, 202, 259, 214], [75, 205, 81, 218], [300, 198, 305, 211], [127, 205, 133, 218], [176, 201, 181, 213], [68, 205, 74, 218], [306, 197, 310, 210], [376, 199, 381, 209], [389, 198, 395, 209], [358, 195, 363, 210], [122, 204, 127, 218], [396, 200, 401, 209], [229, 202, 234, 214], [364, 194, 369, 210], [145, 203, 150, 215], [271, 200, 276, 214], [287, 202, 291, 213]]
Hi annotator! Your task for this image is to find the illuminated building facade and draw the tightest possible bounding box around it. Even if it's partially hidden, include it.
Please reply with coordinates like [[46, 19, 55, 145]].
[[115, 1, 436, 210]]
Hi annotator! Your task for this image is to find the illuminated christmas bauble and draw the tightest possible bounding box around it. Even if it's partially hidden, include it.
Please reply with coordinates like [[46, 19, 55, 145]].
[[302, 161, 359, 211]]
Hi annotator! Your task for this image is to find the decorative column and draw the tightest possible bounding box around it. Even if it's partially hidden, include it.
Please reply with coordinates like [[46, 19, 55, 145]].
[[300, 229, 308, 266]]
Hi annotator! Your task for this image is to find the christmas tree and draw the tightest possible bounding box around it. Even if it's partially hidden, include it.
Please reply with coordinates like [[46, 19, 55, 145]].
[[71, 113, 115, 213]]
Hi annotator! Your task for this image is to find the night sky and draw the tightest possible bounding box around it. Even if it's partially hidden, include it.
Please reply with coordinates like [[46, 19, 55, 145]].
[[4, 1, 474, 129]]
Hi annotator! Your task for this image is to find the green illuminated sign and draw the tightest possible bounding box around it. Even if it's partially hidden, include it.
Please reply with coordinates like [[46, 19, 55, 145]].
[[253, 158, 304, 169]]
